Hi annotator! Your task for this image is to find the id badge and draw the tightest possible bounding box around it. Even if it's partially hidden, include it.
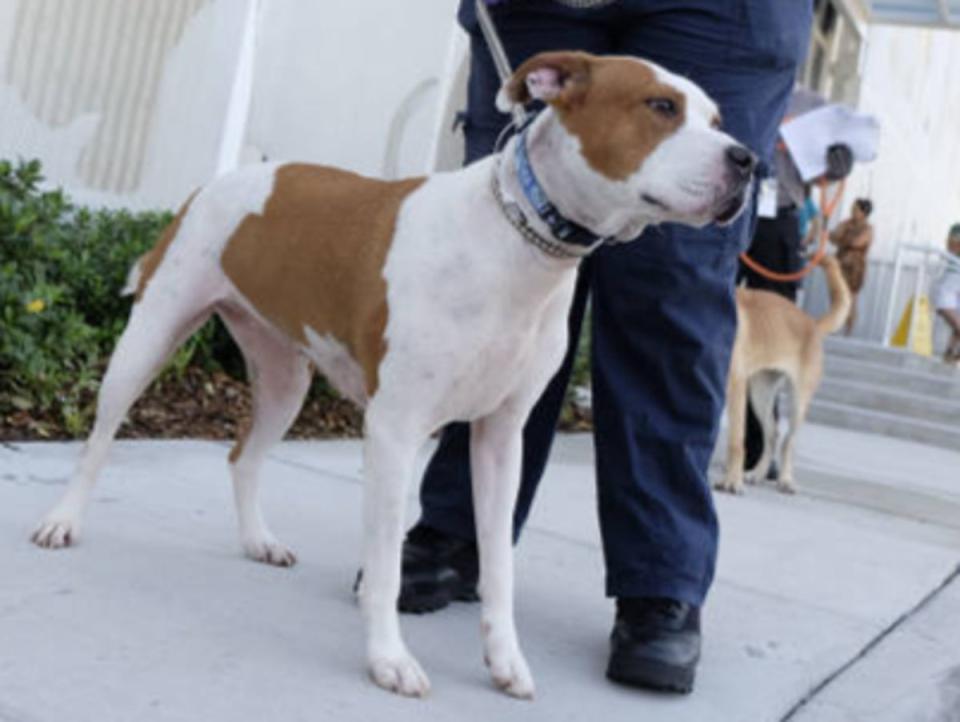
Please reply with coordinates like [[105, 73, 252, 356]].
[[758, 178, 778, 219]]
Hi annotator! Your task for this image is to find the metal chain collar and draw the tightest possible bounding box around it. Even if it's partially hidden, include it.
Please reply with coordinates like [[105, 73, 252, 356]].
[[491, 161, 592, 261]]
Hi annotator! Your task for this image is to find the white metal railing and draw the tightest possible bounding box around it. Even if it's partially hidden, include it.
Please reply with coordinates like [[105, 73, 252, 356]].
[[882, 242, 960, 348]]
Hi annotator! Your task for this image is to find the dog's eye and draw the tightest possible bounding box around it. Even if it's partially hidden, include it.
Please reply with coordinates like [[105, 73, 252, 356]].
[[711, 115, 722, 130], [645, 98, 678, 118]]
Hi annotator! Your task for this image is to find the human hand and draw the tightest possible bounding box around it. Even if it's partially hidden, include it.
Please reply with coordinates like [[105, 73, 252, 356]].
[[824, 143, 853, 180]]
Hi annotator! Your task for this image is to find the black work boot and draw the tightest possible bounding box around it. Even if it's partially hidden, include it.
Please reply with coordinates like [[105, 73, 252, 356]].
[[353, 524, 479, 613], [606, 597, 701, 694], [398, 524, 479, 613]]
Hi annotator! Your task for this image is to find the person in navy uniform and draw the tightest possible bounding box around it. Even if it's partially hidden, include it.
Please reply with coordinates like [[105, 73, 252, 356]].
[[397, 0, 813, 693]]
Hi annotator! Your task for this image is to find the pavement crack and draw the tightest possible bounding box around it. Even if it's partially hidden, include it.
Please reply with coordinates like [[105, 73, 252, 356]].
[[779, 562, 960, 721]]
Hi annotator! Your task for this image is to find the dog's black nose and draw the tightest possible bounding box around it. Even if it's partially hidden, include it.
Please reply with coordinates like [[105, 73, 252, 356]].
[[726, 145, 756, 177]]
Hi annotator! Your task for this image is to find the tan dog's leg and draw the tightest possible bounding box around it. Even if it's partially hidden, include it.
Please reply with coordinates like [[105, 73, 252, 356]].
[[361, 412, 430, 697], [222, 312, 310, 567], [744, 371, 781, 485], [717, 370, 747, 494], [32, 295, 211, 547], [471, 408, 534, 699], [844, 293, 858, 336], [777, 376, 813, 495]]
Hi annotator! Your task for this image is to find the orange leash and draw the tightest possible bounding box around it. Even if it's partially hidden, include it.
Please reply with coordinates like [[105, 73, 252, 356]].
[[739, 179, 845, 283]]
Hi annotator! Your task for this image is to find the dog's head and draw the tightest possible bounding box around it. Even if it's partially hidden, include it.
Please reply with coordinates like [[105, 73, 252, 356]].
[[498, 51, 755, 239]]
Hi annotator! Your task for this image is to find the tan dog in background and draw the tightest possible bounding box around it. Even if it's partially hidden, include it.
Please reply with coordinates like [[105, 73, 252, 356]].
[[716, 255, 850, 495]]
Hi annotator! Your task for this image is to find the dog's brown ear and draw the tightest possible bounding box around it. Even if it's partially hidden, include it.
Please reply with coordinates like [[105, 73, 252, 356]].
[[497, 51, 594, 113]]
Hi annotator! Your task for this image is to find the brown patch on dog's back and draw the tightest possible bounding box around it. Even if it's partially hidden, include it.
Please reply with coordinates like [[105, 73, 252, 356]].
[[135, 192, 197, 301], [221, 164, 425, 397]]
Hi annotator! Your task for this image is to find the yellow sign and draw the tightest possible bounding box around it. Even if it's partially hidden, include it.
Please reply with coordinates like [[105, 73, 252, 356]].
[[890, 295, 934, 356]]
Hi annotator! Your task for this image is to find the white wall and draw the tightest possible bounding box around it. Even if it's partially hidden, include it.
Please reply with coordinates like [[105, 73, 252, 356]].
[[0, 0, 243, 210], [7, 0, 952, 243], [135, 0, 250, 209], [0, 0, 460, 208], [844, 25, 960, 259], [245, 0, 459, 179]]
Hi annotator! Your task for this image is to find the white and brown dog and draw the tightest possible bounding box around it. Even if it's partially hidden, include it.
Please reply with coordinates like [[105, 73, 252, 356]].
[[31, 52, 753, 698]]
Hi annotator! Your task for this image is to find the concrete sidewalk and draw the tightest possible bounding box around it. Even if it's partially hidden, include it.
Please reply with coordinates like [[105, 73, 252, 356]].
[[1, 424, 959, 722]]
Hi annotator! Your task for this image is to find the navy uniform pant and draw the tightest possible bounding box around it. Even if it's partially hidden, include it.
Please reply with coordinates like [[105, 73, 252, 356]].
[[417, 0, 812, 606]]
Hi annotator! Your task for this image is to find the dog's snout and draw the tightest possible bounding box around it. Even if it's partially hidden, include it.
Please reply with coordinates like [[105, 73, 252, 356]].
[[725, 145, 756, 178]]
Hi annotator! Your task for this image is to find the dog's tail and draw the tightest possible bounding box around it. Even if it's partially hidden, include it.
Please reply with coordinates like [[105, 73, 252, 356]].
[[815, 254, 852, 335]]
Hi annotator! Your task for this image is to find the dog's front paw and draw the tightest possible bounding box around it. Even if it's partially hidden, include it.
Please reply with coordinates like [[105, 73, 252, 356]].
[[776, 479, 797, 495], [369, 651, 431, 698], [243, 536, 297, 567], [483, 630, 535, 700], [31, 518, 80, 549], [744, 470, 763, 486], [486, 647, 535, 699], [713, 478, 744, 495]]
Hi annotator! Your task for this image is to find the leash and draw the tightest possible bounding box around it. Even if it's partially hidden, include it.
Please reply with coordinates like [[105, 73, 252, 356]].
[[475, 0, 614, 127], [476, 1, 529, 127], [739, 179, 845, 283]]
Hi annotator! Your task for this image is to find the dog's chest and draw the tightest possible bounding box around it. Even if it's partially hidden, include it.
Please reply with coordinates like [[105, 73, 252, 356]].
[[397, 317, 553, 425], [439, 316, 548, 421], [379, 196, 572, 423]]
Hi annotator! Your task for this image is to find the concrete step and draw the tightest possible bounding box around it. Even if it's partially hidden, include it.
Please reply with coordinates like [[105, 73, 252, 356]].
[[824, 337, 960, 378], [822, 356, 960, 400], [807, 399, 960, 451], [816, 377, 960, 426]]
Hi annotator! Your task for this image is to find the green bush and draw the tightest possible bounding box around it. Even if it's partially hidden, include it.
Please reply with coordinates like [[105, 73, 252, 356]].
[[0, 158, 237, 434]]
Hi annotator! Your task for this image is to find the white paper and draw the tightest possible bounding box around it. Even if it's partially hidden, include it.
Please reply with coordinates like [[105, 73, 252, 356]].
[[758, 177, 778, 219], [780, 104, 880, 182]]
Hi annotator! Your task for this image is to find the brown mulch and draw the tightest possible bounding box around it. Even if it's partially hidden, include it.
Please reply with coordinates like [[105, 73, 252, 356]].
[[1, 368, 592, 443], [0, 366, 363, 443]]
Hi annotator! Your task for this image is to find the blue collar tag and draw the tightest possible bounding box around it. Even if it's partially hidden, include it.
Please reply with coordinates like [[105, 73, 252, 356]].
[[514, 128, 608, 249]]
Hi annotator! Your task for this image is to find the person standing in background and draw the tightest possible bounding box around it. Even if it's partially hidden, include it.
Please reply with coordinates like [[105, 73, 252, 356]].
[[935, 223, 960, 364], [738, 88, 853, 301], [829, 198, 874, 336]]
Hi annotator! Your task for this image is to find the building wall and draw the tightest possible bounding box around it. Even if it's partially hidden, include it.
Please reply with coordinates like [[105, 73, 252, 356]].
[[844, 24, 960, 259], [3, 0, 207, 193], [244, 0, 458, 179], [2, 0, 957, 252], [0, 0, 459, 209], [0, 0, 253, 210]]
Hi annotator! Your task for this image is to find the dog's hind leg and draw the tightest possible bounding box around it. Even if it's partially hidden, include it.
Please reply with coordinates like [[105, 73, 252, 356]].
[[471, 406, 534, 699], [220, 309, 310, 567], [31, 282, 214, 548], [778, 372, 816, 495], [744, 371, 782, 485], [361, 408, 430, 697]]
